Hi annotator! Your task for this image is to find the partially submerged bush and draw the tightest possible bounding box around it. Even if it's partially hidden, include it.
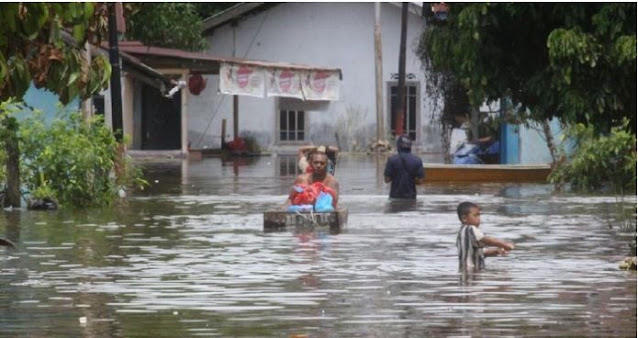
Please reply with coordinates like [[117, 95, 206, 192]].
[[19, 110, 146, 207], [550, 120, 637, 195]]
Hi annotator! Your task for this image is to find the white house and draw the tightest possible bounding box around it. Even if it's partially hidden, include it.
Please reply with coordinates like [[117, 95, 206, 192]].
[[189, 2, 443, 156], [102, 2, 557, 165]]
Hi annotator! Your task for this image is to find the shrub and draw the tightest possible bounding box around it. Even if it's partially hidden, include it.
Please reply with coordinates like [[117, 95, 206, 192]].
[[550, 120, 637, 195], [19, 110, 146, 207]]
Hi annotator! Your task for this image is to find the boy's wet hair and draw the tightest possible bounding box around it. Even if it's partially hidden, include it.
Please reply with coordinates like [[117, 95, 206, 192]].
[[457, 201, 479, 221]]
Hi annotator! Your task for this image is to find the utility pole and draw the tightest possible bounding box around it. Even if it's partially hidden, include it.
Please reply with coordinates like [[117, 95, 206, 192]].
[[108, 3, 123, 142], [232, 21, 239, 140], [395, 2, 408, 138], [374, 3, 384, 153]]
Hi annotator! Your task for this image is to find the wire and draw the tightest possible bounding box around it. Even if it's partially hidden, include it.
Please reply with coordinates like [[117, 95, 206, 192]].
[[193, 10, 270, 148], [193, 95, 227, 148], [242, 10, 269, 59]]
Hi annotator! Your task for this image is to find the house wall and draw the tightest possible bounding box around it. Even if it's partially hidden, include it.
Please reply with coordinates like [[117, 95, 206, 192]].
[[188, 3, 443, 155], [519, 119, 563, 164]]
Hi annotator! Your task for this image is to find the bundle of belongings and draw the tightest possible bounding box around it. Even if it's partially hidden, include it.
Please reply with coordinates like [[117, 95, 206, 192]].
[[287, 182, 337, 212]]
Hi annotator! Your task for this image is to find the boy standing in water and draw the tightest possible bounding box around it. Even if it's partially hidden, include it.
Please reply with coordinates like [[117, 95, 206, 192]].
[[456, 202, 514, 271]]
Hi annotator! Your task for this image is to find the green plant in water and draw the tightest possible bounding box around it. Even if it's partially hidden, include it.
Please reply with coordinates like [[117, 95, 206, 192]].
[[550, 120, 636, 195], [19, 109, 147, 207], [115, 138, 148, 195], [550, 120, 637, 258]]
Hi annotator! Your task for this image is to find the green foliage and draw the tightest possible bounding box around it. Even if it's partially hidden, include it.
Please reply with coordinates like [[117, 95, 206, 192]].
[[0, 138, 6, 184], [125, 3, 210, 51], [0, 3, 111, 103], [18, 108, 147, 207], [419, 3, 637, 135], [549, 121, 637, 194]]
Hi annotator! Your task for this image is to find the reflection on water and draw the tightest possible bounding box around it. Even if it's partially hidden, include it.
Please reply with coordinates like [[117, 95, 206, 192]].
[[0, 155, 635, 337]]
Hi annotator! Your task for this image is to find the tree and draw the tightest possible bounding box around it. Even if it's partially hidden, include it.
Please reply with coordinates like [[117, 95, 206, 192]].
[[418, 3, 637, 153], [0, 3, 112, 207], [124, 3, 236, 51]]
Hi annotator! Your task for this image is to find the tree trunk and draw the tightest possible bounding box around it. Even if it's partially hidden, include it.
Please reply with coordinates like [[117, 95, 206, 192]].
[[541, 118, 560, 166], [4, 120, 20, 208]]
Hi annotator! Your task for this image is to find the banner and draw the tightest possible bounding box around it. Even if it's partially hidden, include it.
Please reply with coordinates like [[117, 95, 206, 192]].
[[219, 62, 265, 98], [301, 70, 340, 101], [219, 62, 341, 101], [266, 68, 304, 99]]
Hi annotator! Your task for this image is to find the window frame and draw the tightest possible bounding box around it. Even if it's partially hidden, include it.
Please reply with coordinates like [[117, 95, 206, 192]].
[[277, 98, 308, 144], [387, 81, 420, 141]]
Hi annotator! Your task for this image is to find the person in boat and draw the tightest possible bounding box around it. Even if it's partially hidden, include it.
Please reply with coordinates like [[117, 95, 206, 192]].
[[456, 201, 514, 271], [450, 112, 500, 165], [297, 144, 339, 175], [383, 135, 425, 199], [284, 151, 340, 210]]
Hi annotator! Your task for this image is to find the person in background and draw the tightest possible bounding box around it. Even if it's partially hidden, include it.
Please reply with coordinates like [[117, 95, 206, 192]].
[[456, 201, 514, 271], [298, 145, 339, 175], [451, 112, 500, 164], [383, 135, 425, 199]]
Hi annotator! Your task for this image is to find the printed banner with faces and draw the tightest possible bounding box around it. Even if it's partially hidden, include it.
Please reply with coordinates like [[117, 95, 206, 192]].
[[219, 62, 265, 98], [266, 68, 304, 100], [301, 70, 341, 101], [220, 62, 340, 101]]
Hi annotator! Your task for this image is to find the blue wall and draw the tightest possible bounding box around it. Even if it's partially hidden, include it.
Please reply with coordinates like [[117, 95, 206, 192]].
[[17, 85, 81, 122], [518, 119, 565, 164]]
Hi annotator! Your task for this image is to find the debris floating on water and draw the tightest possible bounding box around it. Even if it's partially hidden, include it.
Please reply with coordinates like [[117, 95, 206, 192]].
[[619, 257, 637, 270]]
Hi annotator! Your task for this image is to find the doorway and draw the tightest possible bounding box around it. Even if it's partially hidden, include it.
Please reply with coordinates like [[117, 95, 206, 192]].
[[141, 83, 181, 150]]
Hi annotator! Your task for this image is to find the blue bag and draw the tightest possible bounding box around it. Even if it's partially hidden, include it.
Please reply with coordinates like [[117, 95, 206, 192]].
[[314, 192, 334, 212]]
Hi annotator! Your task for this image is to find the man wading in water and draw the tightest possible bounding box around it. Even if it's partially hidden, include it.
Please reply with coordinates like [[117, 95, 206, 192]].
[[383, 135, 425, 199], [284, 151, 340, 209]]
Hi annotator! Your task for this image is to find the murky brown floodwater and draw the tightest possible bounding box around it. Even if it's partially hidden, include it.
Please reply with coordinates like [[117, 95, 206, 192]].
[[0, 154, 635, 337]]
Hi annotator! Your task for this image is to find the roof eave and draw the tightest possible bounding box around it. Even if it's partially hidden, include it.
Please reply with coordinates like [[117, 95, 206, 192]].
[[201, 2, 266, 32]]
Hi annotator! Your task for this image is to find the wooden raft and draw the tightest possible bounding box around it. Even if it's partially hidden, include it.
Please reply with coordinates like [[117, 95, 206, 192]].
[[263, 208, 348, 232]]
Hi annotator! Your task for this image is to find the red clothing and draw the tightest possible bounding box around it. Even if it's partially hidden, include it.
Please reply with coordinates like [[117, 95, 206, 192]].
[[290, 182, 337, 207]]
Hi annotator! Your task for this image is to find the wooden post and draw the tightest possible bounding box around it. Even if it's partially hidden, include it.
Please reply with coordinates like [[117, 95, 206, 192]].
[[233, 95, 239, 139], [221, 118, 227, 147], [231, 21, 239, 141], [3, 117, 20, 208], [395, 2, 408, 137], [374, 3, 385, 152], [82, 42, 92, 121], [470, 107, 479, 143], [108, 3, 123, 141]]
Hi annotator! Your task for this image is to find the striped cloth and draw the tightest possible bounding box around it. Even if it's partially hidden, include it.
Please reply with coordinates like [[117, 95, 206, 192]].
[[456, 224, 485, 271]]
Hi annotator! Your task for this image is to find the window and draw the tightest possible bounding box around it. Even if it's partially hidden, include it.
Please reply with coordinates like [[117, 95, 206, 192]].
[[278, 155, 299, 176], [279, 109, 305, 142], [389, 83, 419, 140]]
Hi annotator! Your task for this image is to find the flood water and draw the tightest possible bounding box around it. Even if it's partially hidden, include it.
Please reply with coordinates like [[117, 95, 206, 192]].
[[0, 154, 635, 337]]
